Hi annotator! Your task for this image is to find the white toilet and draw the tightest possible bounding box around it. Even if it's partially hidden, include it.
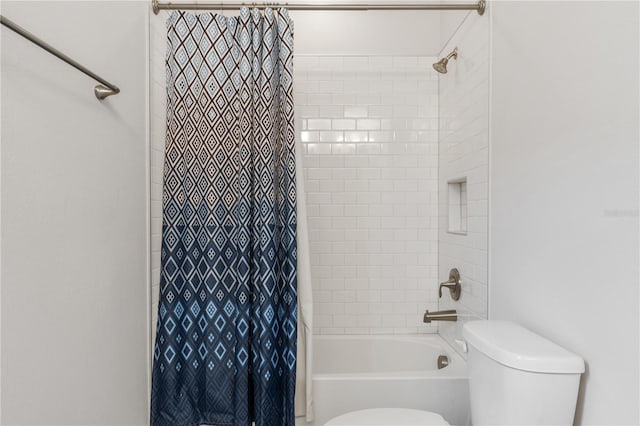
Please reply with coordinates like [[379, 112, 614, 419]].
[[325, 320, 585, 426]]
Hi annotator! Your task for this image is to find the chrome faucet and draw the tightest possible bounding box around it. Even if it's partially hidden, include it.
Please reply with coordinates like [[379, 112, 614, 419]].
[[423, 309, 457, 323]]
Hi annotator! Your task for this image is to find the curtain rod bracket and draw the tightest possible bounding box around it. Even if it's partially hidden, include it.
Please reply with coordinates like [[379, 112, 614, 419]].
[[478, 0, 486, 15]]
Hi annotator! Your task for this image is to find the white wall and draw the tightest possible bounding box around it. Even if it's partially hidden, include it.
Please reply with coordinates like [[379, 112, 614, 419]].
[[437, 11, 489, 354], [489, 1, 639, 424], [291, 10, 441, 56], [439, 10, 470, 52], [295, 55, 440, 334], [1, 1, 149, 424]]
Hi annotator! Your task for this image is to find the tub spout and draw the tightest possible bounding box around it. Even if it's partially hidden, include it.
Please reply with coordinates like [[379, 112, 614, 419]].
[[423, 309, 457, 323]]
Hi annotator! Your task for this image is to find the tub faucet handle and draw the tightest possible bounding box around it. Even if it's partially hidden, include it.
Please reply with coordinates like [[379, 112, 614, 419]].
[[439, 268, 461, 301]]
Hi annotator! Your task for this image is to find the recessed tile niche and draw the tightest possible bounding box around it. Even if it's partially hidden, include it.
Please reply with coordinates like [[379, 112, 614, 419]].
[[447, 178, 467, 235]]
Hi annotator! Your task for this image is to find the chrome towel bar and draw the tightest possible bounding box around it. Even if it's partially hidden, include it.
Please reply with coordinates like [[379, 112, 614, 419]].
[[0, 15, 120, 100]]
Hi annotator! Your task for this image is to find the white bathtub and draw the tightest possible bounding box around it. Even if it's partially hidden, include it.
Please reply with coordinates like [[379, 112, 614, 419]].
[[299, 334, 469, 426]]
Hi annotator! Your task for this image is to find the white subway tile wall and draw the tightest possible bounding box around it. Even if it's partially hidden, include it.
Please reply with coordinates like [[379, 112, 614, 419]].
[[437, 13, 490, 353], [294, 55, 440, 335]]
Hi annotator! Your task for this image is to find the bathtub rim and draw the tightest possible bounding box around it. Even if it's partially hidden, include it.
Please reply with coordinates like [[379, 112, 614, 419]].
[[312, 333, 468, 380]]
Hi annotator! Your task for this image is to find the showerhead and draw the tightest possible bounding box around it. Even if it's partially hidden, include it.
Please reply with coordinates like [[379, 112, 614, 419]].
[[433, 47, 458, 74], [432, 58, 449, 74]]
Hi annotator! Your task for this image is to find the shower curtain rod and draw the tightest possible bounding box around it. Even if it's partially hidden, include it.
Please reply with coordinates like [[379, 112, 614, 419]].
[[0, 15, 120, 100], [152, 0, 485, 15]]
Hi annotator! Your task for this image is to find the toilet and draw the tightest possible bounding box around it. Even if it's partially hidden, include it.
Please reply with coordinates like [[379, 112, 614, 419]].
[[325, 408, 449, 425], [324, 320, 585, 426]]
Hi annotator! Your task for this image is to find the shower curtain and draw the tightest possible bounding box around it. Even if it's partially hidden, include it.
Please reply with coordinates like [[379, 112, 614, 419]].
[[151, 8, 298, 426]]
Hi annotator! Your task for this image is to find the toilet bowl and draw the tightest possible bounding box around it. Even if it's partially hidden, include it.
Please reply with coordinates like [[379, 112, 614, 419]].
[[324, 321, 584, 426], [324, 408, 449, 426]]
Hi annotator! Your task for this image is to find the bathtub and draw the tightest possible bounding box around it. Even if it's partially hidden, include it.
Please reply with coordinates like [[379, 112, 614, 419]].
[[299, 334, 469, 426]]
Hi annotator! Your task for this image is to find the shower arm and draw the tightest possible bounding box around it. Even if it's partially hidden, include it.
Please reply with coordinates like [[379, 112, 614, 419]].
[[444, 48, 459, 61]]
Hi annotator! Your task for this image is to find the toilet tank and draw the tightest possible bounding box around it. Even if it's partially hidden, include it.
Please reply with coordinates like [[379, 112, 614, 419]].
[[463, 321, 584, 426]]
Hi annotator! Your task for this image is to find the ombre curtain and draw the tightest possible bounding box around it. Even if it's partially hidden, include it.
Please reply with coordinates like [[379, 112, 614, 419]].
[[151, 9, 298, 426]]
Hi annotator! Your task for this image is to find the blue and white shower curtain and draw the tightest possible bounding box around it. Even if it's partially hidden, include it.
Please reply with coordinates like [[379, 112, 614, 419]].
[[151, 8, 297, 426]]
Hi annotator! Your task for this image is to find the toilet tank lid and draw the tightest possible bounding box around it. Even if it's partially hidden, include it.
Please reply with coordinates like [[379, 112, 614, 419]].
[[463, 321, 585, 374]]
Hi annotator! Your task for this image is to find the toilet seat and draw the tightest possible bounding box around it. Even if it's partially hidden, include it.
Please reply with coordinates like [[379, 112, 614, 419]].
[[325, 408, 450, 425]]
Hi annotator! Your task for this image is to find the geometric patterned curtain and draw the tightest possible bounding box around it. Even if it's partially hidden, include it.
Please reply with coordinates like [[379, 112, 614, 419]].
[[151, 8, 297, 425]]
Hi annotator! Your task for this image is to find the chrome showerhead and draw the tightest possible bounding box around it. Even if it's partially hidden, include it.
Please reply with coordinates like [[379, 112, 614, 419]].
[[433, 47, 458, 74]]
